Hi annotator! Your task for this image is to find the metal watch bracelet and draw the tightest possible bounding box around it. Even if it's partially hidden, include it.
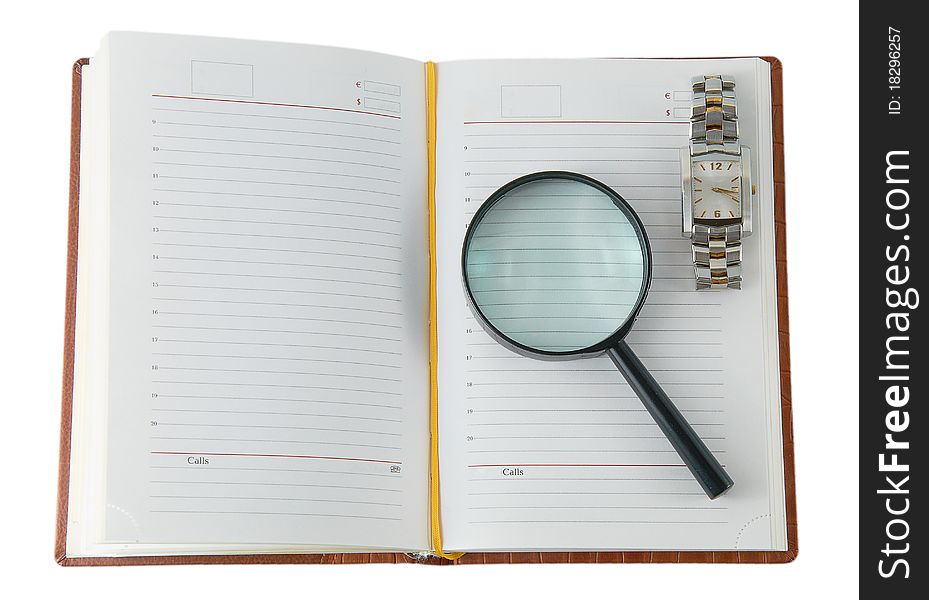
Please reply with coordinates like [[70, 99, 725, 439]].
[[690, 75, 743, 290]]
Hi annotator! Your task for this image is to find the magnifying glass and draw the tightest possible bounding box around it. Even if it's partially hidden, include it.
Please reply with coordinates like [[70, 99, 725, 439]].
[[461, 171, 733, 499]]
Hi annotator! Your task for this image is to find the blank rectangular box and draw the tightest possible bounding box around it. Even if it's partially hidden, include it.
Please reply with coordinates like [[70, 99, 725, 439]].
[[673, 107, 691, 118], [191, 60, 254, 97], [364, 80, 401, 96], [501, 85, 562, 118], [364, 97, 401, 114], [672, 90, 691, 101]]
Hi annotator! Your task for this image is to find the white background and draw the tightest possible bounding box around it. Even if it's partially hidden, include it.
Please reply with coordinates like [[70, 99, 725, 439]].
[[0, 1, 858, 598]]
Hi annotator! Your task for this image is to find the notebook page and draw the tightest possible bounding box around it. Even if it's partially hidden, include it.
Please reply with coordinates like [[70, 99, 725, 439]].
[[96, 33, 429, 551], [435, 59, 786, 551]]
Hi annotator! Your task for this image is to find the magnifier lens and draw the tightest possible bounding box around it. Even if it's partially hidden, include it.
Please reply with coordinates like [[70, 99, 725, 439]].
[[464, 177, 648, 353]]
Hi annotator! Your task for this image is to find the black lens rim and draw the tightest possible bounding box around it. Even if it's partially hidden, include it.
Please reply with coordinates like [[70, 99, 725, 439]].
[[461, 170, 653, 360]]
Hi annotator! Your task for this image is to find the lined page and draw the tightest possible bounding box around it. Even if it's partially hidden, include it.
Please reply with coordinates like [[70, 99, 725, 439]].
[[98, 34, 429, 550], [435, 59, 786, 551]]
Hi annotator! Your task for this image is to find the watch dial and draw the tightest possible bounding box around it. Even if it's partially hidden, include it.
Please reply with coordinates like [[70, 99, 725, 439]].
[[692, 159, 742, 220]]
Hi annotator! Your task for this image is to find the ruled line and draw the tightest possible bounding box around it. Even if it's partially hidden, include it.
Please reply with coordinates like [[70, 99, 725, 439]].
[[154, 161, 401, 183], [151, 495, 402, 507], [156, 121, 400, 144], [149, 478, 402, 492], [467, 463, 686, 468], [152, 107, 401, 130], [462, 120, 689, 125], [152, 270, 401, 289], [153, 135, 401, 158], [155, 394, 401, 409], [152, 94, 401, 120], [151, 437, 401, 449], [156, 230, 401, 250], [465, 449, 725, 454], [466, 506, 726, 511], [150, 451, 401, 464], [152, 242, 401, 263], [155, 365, 400, 382], [156, 148, 402, 171], [152, 215, 401, 236], [155, 174, 401, 195], [467, 520, 727, 524], [152, 298, 402, 315], [156, 256, 402, 275], [157, 202, 402, 223], [155, 422, 401, 436], [466, 491, 704, 496], [151, 380, 402, 395], [155, 339, 402, 355], [156, 310, 400, 328], [148, 465, 401, 477], [151, 408, 402, 422], [151, 510, 401, 521], [151, 325, 401, 342], [152, 353, 400, 368], [158, 421, 401, 436], [463, 132, 684, 138]]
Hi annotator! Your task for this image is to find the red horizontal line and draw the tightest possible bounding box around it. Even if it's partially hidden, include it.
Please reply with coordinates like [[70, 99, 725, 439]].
[[467, 463, 685, 468], [151, 451, 401, 465], [462, 120, 688, 125], [152, 94, 401, 120]]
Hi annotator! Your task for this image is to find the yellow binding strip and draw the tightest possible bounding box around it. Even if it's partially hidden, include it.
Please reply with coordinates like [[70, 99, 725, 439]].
[[426, 61, 464, 561]]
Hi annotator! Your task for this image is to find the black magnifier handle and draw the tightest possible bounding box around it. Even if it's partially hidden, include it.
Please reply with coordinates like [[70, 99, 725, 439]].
[[607, 340, 734, 499]]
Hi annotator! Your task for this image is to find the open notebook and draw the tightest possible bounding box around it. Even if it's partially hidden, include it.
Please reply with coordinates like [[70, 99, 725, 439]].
[[58, 32, 796, 564]]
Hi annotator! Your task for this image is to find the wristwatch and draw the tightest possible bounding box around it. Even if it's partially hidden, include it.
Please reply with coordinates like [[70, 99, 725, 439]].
[[680, 75, 755, 290]]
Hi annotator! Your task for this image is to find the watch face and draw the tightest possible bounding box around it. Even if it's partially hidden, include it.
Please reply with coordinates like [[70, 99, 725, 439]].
[[692, 158, 742, 220]]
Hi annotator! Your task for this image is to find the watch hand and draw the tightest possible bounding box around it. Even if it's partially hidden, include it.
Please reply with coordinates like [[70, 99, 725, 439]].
[[711, 186, 741, 199], [711, 186, 740, 195]]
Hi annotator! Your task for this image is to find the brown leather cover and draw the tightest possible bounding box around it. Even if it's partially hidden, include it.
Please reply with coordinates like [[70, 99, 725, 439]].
[[56, 56, 796, 566]]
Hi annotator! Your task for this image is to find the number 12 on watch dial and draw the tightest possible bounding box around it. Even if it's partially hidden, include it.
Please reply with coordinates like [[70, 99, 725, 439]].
[[692, 159, 741, 221]]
